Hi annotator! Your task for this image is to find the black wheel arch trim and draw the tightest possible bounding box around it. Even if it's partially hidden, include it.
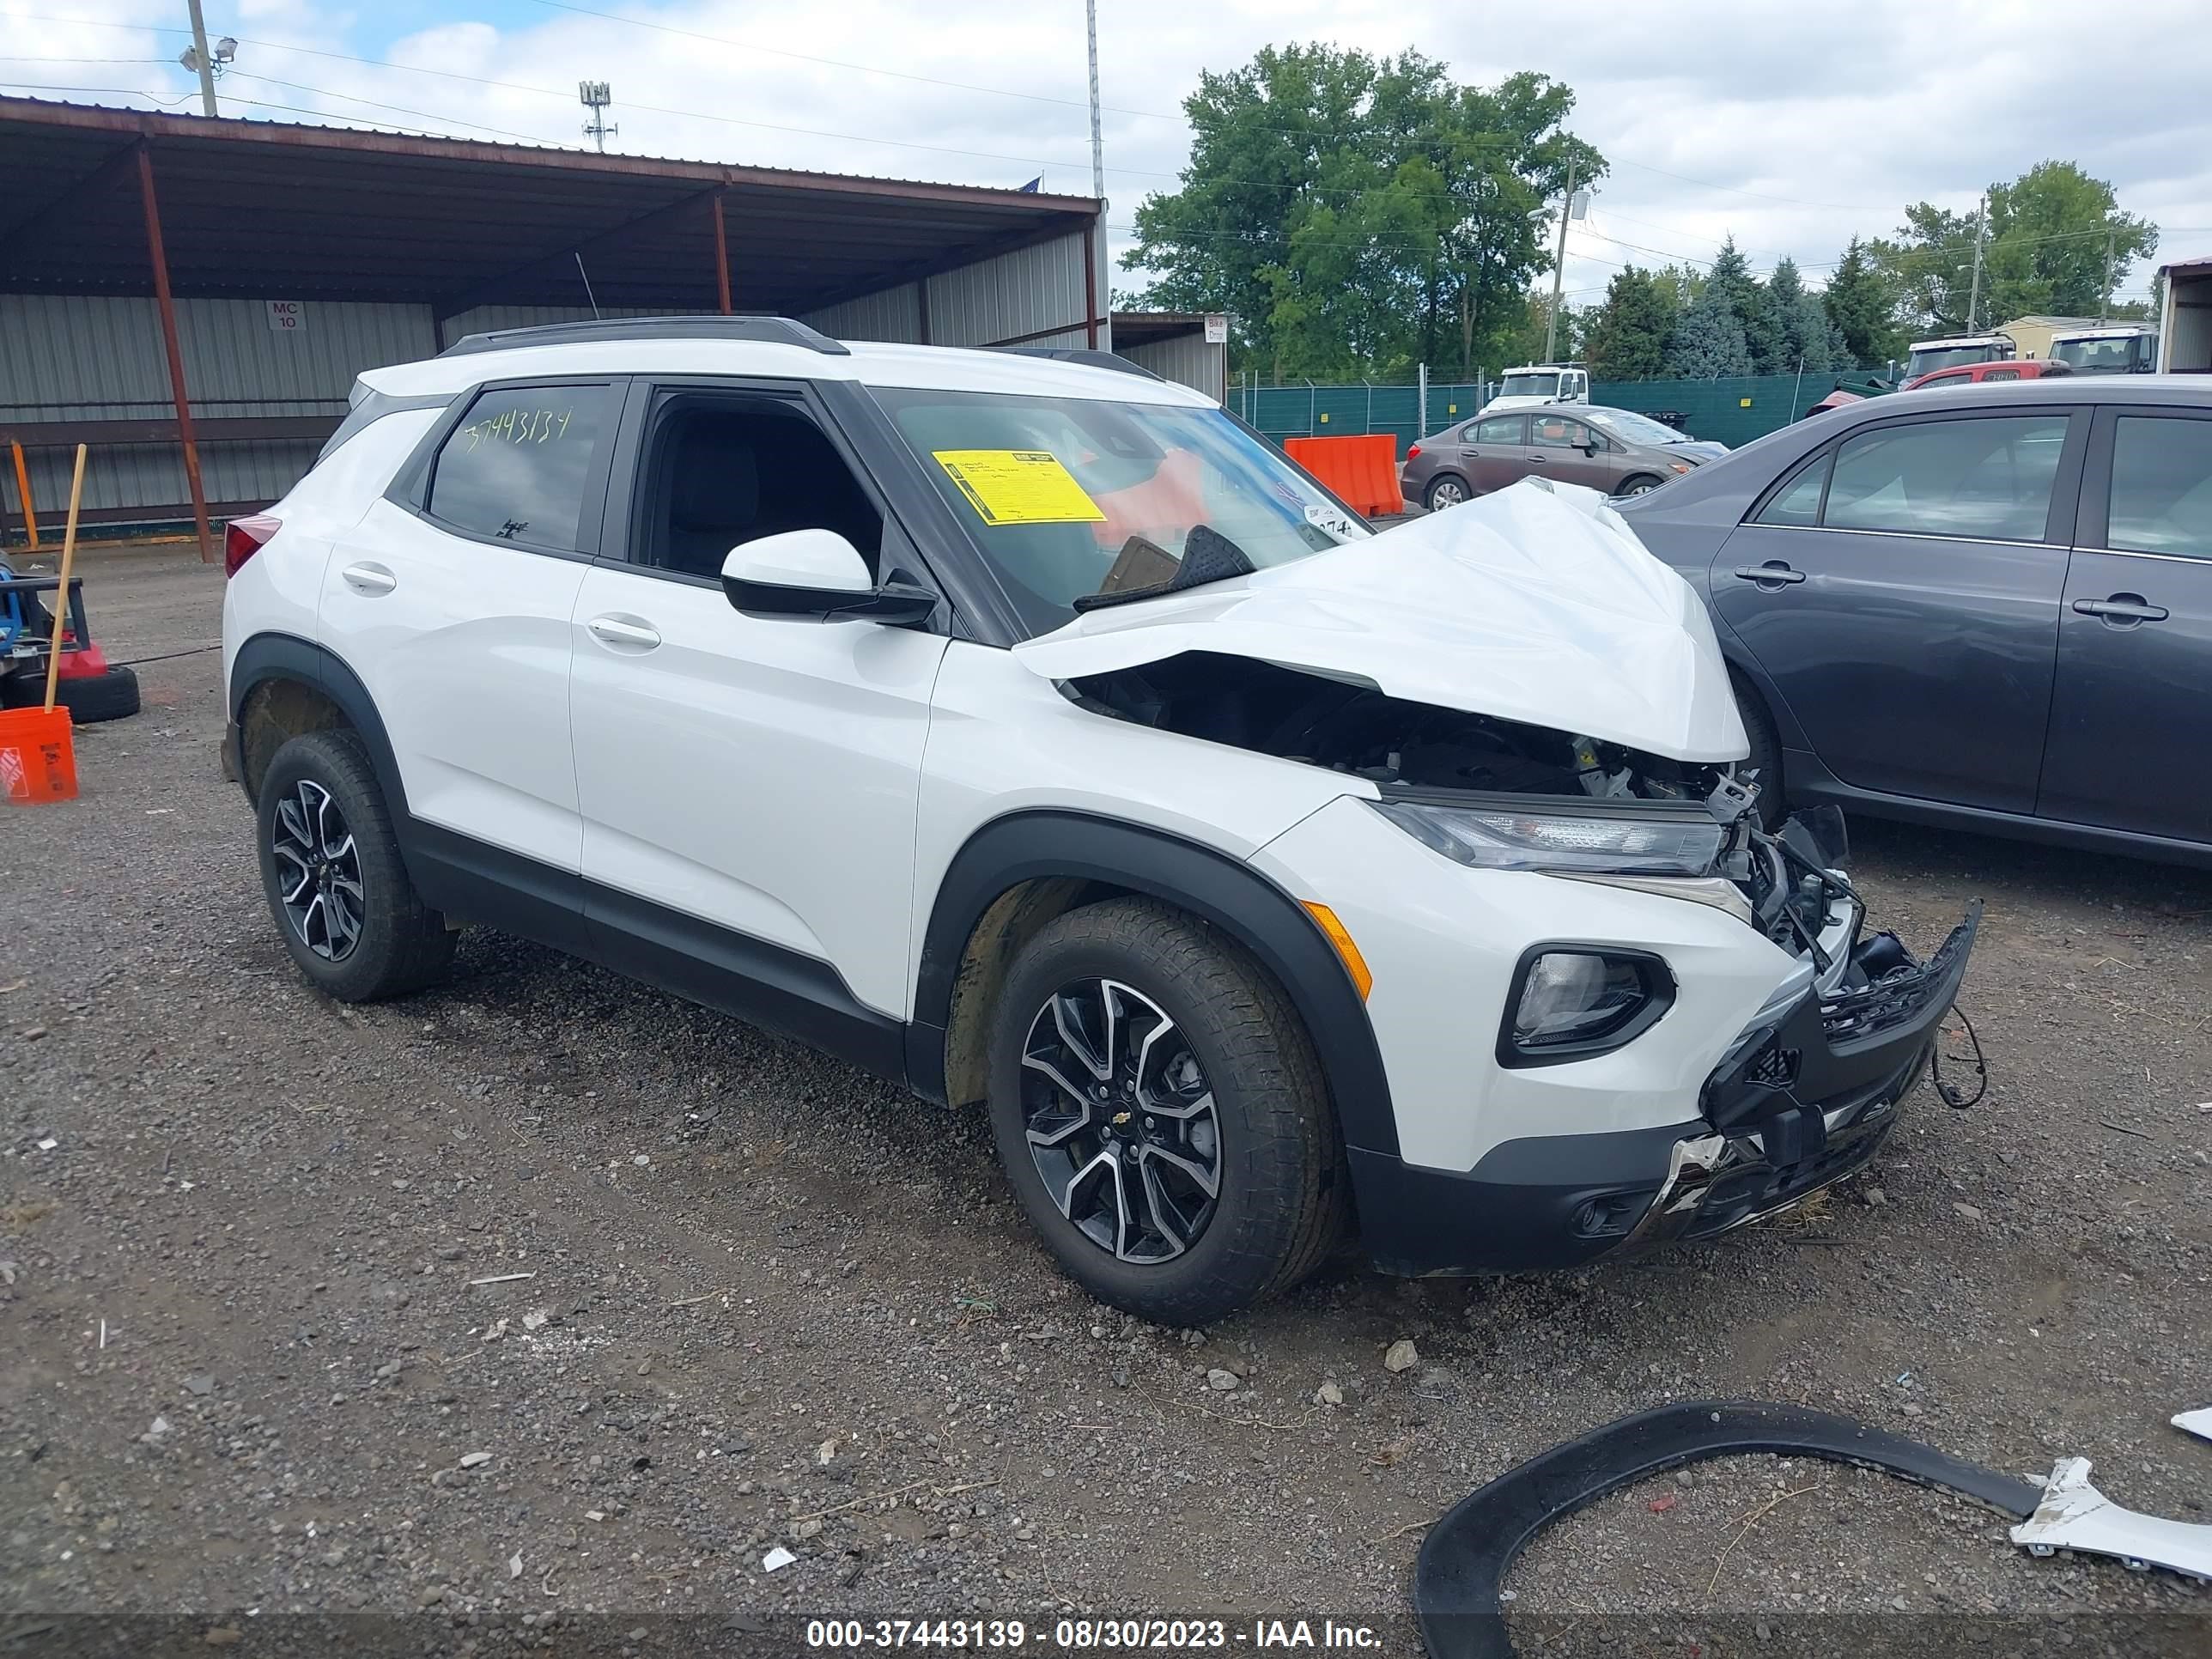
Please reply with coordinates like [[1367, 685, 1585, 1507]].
[[228, 631, 412, 820], [1413, 1400, 2041, 1659], [911, 809, 1398, 1158]]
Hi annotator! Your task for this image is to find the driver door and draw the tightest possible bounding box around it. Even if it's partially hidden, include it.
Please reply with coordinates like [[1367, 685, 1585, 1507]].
[[568, 381, 951, 1037], [1527, 413, 1619, 491]]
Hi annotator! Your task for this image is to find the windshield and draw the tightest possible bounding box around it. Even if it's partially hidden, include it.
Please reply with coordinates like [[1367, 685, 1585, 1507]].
[[2050, 337, 2140, 370], [1585, 408, 1692, 446], [873, 388, 1367, 636], [1910, 344, 2002, 376], [1498, 372, 1560, 398]]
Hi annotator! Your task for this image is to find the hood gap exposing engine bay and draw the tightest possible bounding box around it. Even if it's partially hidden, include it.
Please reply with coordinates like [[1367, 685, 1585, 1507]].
[[222, 318, 1978, 1321]]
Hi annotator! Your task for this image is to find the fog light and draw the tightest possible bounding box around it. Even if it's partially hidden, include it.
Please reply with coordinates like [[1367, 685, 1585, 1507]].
[[1498, 947, 1674, 1067]]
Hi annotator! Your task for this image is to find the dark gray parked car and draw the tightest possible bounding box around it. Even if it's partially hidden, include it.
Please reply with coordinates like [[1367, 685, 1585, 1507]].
[[1613, 376, 2212, 866], [1400, 404, 1724, 511]]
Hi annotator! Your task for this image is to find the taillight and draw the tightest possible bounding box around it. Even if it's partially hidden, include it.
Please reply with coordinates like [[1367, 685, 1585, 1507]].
[[1406, 443, 1422, 459], [224, 514, 281, 577]]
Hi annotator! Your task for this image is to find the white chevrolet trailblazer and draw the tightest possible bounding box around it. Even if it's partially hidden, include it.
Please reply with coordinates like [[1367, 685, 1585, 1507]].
[[222, 318, 1978, 1322]]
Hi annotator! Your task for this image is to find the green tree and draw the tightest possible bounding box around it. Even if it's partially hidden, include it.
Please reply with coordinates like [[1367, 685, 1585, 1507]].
[[1823, 237, 1902, 365], [1664, 286, 1751, 378], [1870, 161, 2156, 332], [1701, 237, 1782, 373], [1767, 257, 1842, 372], [1123, 45, 1604, 380], [1582, 265, 1677, 380]]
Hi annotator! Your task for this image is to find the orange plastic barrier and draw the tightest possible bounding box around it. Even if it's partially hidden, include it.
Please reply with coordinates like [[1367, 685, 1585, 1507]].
[[1283, 434, 1401, 517], [0, 706, 76, 803]]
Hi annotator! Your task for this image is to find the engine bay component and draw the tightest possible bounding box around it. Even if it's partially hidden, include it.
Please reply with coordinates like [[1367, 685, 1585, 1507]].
[[2011, 1457, 2212, 1580], [1412, 1400, 2040, 1659]]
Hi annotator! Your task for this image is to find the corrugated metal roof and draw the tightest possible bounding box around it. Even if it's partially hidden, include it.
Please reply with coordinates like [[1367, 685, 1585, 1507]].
[[0, 95, 1098, 316]]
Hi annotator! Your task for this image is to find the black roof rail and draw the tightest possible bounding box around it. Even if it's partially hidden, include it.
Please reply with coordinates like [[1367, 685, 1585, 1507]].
[[994, 345, 1164, 381], [440, 314, 850, 357]]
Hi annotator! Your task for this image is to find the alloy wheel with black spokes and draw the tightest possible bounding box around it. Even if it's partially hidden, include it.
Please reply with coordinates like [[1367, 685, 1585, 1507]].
[[987, 896, 1349, 1323], [254, 729, 455, 1001], [270, 777, 366, 961], [1020, 976, 1223, 1265]]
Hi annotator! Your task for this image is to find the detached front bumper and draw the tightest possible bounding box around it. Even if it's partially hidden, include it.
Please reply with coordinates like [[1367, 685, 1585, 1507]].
[[1358, 901, 1980, 1277]]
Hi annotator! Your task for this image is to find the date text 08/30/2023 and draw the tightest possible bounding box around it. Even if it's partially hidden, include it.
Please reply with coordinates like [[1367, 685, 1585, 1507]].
[[804, 1619, 1388, 1650]]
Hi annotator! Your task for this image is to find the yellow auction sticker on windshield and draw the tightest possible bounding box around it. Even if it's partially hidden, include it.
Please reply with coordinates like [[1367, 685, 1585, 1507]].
[[933, 449, 1106, 526]]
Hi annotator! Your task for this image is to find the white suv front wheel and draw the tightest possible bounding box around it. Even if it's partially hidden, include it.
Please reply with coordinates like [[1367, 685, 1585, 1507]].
[[986, 896, 1347, 1322]]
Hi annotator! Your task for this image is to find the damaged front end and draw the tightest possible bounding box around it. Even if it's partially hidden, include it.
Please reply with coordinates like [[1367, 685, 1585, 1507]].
[[1062, 646, 1981, 1249]]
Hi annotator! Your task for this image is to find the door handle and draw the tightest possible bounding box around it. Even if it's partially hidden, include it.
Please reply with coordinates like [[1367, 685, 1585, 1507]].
[[2072, 596, 2168, 624], [340, 562, 397, 596], [586, 615, 661, 650], [1525, 454, 1547, 464], [1733, 562, 1808, 586]]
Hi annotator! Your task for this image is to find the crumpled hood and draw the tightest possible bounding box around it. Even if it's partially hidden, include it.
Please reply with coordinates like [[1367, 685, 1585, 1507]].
[[1013, 479, 1748, 763]]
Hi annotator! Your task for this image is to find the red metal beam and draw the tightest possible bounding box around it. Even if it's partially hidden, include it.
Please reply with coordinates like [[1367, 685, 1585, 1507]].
[[712, 192, 732, 315], [134, 144, 213, 562], [0, 98, 1101, 213], [1083, 222, 1099, 349]]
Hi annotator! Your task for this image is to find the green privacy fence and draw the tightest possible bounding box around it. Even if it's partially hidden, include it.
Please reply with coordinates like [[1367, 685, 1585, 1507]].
[[1230, 372, 1875, 453], [1227, 382, 1489, 454]]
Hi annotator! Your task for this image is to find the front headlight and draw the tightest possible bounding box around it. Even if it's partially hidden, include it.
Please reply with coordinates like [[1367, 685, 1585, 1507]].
[[1370, 799, 1725, 877]]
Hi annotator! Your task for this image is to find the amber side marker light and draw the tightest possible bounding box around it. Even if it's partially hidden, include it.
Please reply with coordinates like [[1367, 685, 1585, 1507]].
[[1302, 902, 1373, 1000]]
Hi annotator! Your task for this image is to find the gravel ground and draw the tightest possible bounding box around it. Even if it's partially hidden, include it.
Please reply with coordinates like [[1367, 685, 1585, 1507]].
[[2, 542, 2208, 1657]]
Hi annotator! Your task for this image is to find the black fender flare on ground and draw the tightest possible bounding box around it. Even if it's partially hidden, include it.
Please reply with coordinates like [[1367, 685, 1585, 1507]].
[[1411, 1400, 2043, 1659]]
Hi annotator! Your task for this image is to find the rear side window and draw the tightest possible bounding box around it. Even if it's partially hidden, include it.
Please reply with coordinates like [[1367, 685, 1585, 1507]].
[[2107, 416, 2212, 559], [1824, 415, 2068, 541], [1755, 453, 1830, 526], [427, 384, 616, 552], [1472, 415, 1524, 444]]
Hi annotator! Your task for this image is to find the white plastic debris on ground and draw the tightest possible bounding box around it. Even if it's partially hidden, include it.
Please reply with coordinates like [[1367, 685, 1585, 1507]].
[[1015, 478, 1747, 764], [2012, 1456, 2212, 1580]]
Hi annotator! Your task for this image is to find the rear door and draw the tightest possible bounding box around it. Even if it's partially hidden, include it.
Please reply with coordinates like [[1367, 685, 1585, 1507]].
[[322, 378, 619, 890], [1711, 407, 2084, 812], [2037, 405, 2212, 842], [1459, 414, 1527, 493]]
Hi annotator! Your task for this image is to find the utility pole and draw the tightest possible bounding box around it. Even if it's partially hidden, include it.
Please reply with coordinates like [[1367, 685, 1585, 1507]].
[[1084, 0, 1109, 349], [183, 0, 219, 116], [1543, 154, 1577, 364], [2100, 228, 2117, 325], [1085, 0, 1104, 202], [1966, 191, 1988, 332]]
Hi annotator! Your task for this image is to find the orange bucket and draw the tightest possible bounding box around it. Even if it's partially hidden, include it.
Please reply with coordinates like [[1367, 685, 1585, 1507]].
[[0, 705, 77, 804]]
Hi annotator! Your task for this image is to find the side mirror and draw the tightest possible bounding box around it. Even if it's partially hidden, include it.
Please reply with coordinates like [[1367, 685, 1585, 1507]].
[[1581, 438, 1601, 456], [719, 529, 936, 624]]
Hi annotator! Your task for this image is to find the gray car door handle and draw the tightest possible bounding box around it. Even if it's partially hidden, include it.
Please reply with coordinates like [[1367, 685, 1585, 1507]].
[[2072, 596, 2169, 623], [586, 615, 661, 650], [1733, 563, 1808, 586], [340, 562, 397, 595], [1525, 454, 1547, 463]]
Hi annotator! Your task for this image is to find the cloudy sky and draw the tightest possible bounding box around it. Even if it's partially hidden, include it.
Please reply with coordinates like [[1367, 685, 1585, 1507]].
[[6, 0, 2209, 310]]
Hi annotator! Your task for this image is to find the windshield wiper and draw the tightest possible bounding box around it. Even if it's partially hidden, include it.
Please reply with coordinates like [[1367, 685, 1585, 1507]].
[[1071, 525, 1258, 613]]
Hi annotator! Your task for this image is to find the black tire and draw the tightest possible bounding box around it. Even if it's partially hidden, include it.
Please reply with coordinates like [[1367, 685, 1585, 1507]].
[[1616, 474, 1665, 496], [0, 664, 137, 719], [255, 729, 455, 1001], [50, 665, 140, 722], [1734, 675, 1784, 828], [986, 896, 1347, 1324], [1425, 474, 1470, 511]]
